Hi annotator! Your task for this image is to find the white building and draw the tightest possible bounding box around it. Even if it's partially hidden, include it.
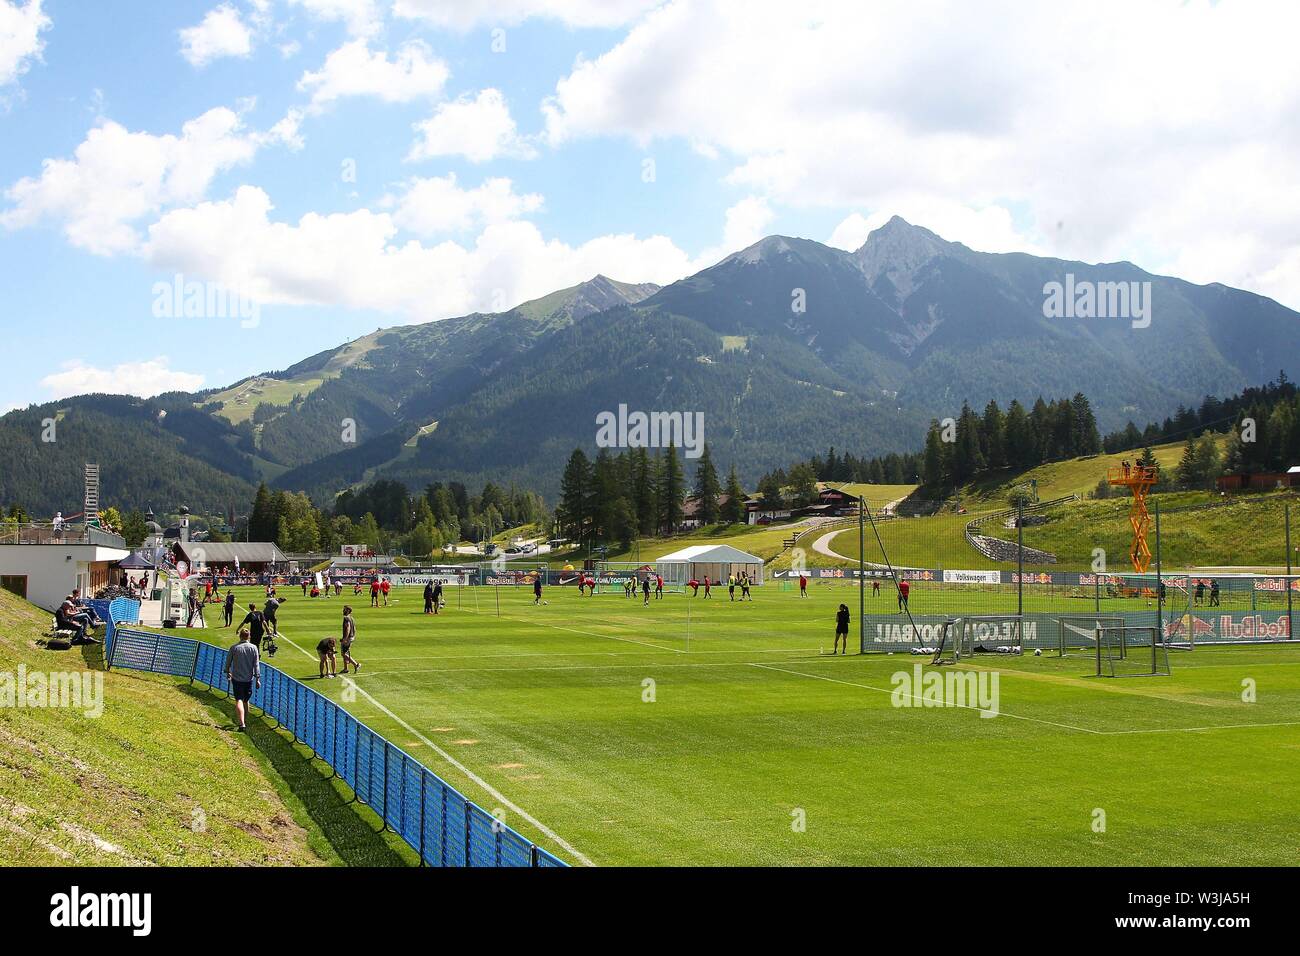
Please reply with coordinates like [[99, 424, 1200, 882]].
[[0, 528, 130, 612]]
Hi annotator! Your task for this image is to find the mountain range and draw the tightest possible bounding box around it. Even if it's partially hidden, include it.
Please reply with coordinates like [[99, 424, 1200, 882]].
[[3, 217, 1298, 514]]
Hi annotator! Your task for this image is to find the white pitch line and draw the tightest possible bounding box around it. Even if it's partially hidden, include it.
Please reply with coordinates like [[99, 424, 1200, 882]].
[[458, 605, 686, 654], [352, 646, 826, 663], [274, 628, 594, 867], [1098, 720, 1300, 736], [748, 662, 1105, 735], [347, 655, 834, 676]]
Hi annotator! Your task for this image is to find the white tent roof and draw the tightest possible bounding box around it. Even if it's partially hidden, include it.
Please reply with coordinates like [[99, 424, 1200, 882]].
[[657, 544, 763, 564]]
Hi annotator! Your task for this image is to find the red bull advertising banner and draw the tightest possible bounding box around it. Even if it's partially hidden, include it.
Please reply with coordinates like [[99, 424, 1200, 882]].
[[1164, 612, 1292, 644]]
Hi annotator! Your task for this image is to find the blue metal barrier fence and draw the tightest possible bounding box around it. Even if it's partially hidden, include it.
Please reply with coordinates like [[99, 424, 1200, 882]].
[[108, 624, 569, 868]]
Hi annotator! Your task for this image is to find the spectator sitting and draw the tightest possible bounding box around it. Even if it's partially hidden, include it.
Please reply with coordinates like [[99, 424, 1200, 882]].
[[57, 596, 97, 644], [70, 589, 104, 627]]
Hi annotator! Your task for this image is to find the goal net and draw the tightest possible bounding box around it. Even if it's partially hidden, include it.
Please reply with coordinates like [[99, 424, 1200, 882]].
[[592, 562, 687, 594], [930, 619, 962, 665], [959, 615, 1025, 657], [1096, 626, 1171, 678], [1056, 615, 1125, 658]]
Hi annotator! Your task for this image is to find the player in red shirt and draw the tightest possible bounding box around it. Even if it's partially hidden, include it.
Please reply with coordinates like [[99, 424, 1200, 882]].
[[897, 578, 910, 613], [370, 577, 381, 608], [380, 577, 391, 606], [798, 574, 808, 597]]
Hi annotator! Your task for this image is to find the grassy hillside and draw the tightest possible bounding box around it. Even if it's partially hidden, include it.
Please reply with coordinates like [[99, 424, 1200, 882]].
[[988, 491, 1298, 571], [0, 590, 410, 865], [956, 439, 1200, 506]]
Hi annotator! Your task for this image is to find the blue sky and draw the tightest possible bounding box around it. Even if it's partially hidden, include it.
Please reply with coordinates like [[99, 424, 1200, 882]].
[[2, 0, 1298, 411]]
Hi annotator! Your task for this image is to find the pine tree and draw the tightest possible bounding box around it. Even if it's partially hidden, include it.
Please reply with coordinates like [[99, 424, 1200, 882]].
[[633, 447, 656, 537], [693, 443, 722, 524], [1071, 392, 1102, 455], [249, 482, 274, 541], [721, 466, 746, 524], [558, 449, 593, 543], [657, 444, 685, 533], [922, 420, 948, 490], [1004, 400, 1035, 469], [981, 400, 1007, 470]]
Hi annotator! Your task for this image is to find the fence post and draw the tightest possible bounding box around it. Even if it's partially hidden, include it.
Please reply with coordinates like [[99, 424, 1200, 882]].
[[381, 743, 390, 830], [464, 798, 473, 867], [418, 770, 427, 867], [531, 844, 539, 867], [1016, 505, 1024, 618], [1287, 503, 1294, 641], [858, 497, 865, 654], [1154, 501, 1163, 635]]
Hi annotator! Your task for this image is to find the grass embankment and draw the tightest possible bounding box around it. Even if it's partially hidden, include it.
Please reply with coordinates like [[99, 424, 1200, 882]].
[[0, 589, 411, 866]]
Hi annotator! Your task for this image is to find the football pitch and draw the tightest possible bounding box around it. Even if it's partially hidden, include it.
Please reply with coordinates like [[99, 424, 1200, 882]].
[[213, 583, 1300, 866]]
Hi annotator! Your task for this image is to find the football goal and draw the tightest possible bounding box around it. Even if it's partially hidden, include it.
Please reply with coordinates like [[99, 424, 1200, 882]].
[[592, 562, 687, 593], [1096, 626, 1171, 678], [1055, 615, 1125, 658], [930, 619, 962, 665], [959, 615, 1025, 657]]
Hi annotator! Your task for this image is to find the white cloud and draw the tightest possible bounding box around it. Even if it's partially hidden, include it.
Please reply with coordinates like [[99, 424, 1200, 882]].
[[541, 0, 1300, 309], [393, 0, 662, 30], [286, 0, 382, 38], [40, 357, 205, 400], [0, 0, 50, 87], [691, 195, 773, 268], [298, 39, 448, 111], [403, 89, 530, 163], [389, 174, 543, 236], [408, 89, 535, 163], [142, 185, 697, 320], [179, 4, 253, 68], [828, 202, 1037, 256], [1, 107, 295, 255]]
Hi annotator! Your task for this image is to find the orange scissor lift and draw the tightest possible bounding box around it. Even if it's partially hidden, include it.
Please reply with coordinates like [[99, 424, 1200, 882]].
[[1107, 464, 1159, 586]]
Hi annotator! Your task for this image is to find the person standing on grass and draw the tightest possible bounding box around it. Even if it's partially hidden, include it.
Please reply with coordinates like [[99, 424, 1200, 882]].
[[740, 572, 752, 601], [225, 627, 261, 732], [799, 573, 808, 598], [728, 573, 736, 601], [223, 589, 235, 627], [655, 574, 664, 600], [317, 636, 337, 679], [703, 575, 711, 598], [340, 606, 360, 674], [533, 575, 543, 605], [833, 604, 851, 655], [370, 576, 381, 608], [381, 577, 391, 606], [423, 581, 435, 614], [872, 579, 880, 597], [642, 576, 651, 606], [239, 603, 267, 652], [897, 578, 910, 613], [1195, 579, 1205, 605], [433, 580, 443, 614], [1210, 579, 1220, 607], [263, 595, 284, 636]]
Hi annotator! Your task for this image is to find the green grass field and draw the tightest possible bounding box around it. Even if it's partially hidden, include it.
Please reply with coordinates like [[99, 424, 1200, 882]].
[[205, 582, 1300, 866]]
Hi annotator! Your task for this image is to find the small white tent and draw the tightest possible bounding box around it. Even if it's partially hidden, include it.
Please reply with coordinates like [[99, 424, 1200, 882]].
[[657, 544, 765, 586]]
